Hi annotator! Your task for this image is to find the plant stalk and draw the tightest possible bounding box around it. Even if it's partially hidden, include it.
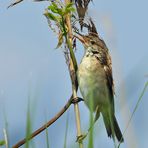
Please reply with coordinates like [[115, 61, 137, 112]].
[[64, 0, 83, 147]]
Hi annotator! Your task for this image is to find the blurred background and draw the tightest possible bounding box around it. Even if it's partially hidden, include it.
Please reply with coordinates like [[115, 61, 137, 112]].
[[0, 0, 148, 148]]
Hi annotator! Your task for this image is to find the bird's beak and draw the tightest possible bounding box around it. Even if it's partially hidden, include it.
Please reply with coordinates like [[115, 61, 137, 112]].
[[74, 32, 85, 44]]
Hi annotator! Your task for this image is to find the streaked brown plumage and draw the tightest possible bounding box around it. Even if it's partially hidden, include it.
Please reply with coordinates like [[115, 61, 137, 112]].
[[72, 0, 92, 29]]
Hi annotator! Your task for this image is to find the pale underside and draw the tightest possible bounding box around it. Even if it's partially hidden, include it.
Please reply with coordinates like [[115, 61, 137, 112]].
[[77, 53, 113, 113]]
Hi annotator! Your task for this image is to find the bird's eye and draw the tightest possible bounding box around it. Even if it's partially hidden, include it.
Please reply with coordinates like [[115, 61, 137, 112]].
[[90, 40, 95, 44]]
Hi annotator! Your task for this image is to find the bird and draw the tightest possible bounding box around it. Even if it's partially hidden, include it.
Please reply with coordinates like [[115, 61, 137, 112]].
[[75, 21, 124, 142]]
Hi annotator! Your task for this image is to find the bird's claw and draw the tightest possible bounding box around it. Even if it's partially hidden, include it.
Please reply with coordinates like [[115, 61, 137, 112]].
[[76, 134, 87, 143], [71, 97, 84, 104]]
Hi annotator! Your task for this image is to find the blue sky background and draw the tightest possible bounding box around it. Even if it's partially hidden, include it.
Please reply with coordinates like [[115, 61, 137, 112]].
[[0, 0, 148, 148]]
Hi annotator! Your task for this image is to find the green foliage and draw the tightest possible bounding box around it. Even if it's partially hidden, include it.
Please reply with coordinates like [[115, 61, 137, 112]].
[[48, 2, 75, 16], [118, 81, 148, 148], [88, 112, 94, 148], [0, 140, 5, 146], [45, 129, 50, 148], [44, 1, 75, 48], [45, 12, 58, 21], [64, 112, 69, 148], [25, 100, 34, 148], [88, 94, 94, 148], [45, 122, 50, 148]]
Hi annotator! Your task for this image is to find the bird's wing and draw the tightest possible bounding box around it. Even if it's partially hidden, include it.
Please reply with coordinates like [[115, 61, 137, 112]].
[[102, 43, 115, 110], [97, 38, 114, 95], [94, 38, 115, 110], [103, 56, 114, 97]]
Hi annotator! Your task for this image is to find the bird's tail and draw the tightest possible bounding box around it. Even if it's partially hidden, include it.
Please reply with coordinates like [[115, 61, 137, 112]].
[[102, 112, 124, 143]]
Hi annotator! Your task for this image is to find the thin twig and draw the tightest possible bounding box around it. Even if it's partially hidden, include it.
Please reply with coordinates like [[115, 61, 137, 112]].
[[12, 95, 74, 148]]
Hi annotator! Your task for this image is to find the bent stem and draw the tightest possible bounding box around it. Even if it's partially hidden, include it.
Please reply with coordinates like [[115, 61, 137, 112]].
[[12, 96, 73, 148]]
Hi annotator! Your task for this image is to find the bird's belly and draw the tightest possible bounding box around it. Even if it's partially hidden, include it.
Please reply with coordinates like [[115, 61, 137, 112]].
[[77, 57, 109, 111]]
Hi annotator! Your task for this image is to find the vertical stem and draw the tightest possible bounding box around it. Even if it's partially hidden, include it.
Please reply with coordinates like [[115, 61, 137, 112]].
[[3, 129, 9, 148], [64, 0, 83, 147]]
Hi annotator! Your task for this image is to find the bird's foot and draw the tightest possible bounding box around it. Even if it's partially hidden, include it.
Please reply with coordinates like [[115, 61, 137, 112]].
[[76, 134, 87, 143], [71, 97, 84, 104]]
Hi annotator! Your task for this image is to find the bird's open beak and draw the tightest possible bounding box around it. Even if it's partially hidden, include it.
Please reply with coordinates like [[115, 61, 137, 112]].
[[74, 32, 85, 44]]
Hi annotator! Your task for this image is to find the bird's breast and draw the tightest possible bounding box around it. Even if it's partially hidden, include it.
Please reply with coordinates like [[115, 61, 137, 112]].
[[77, 55, 110, 111], [78, 55, 106, 81]]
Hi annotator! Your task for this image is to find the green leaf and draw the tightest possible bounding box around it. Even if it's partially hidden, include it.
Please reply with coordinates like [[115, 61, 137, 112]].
[[64, 7, 75, 15], [64, 2, 75, 15], [0, 140, 5, 146], [48, 3, 63, 15], [48, 5, 59, 14], [45, 117, 50, 148], [65, 2, 74, 9], [118, 81, 148, 148], [63, 112, 69, 148], [56, 8, 63, 16], [44, 11, 57, 21], [52, 2, 58, 9]]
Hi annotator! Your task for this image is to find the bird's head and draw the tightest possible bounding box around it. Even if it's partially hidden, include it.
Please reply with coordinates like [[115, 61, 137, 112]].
[[74, 32, 100, 50]]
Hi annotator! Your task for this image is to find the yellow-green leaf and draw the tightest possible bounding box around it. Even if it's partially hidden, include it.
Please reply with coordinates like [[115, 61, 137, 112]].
[[65, 2, 74, 9], [44, 11, 57, 21], [0, 140, 5, 146], [64, 7, 75, 15]]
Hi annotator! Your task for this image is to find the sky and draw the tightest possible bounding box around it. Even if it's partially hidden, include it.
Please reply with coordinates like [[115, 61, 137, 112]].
[[0, 0, 148, 148]]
